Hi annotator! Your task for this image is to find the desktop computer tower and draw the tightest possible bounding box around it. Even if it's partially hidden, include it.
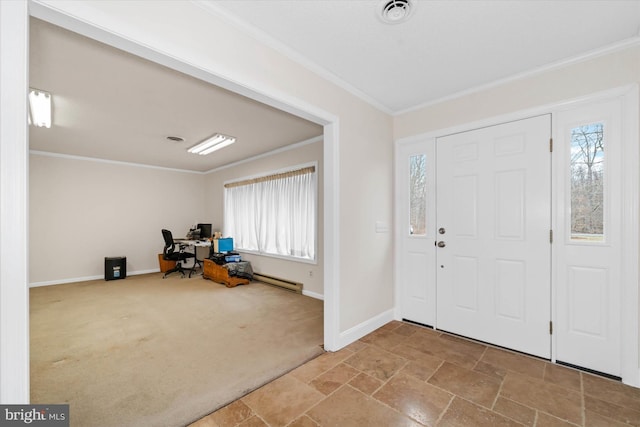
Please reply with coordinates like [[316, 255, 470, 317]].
[[105, 256, 126, 281]]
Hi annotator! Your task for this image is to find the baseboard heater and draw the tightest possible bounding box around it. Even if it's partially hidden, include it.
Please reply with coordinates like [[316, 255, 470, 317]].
[[253, 272, 302, 294]]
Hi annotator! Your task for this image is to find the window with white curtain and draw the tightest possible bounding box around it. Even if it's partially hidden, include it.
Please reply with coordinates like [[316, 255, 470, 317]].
[[224, 164, 316, 262]]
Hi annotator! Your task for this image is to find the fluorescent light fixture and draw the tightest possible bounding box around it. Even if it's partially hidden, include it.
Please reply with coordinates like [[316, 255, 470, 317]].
[[28, 89, 52, 128], [188, 133, 236, 155]]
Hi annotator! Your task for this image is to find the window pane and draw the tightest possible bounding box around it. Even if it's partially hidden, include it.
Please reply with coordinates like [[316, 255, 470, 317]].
[[570, 123, 604, 242], [409, 154, 427, 235]]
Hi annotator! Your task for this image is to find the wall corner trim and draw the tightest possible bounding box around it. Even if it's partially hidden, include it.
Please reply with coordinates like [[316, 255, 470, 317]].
[[335, 309, 395, 350]]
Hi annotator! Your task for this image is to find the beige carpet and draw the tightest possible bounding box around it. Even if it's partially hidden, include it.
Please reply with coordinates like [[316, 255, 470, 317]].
[[30, 273, 324, 427]]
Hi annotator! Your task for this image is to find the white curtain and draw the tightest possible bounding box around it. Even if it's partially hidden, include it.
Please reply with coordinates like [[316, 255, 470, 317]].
[[224, 170, 316, 261]]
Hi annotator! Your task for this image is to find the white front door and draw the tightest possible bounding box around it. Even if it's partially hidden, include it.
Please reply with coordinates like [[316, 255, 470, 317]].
[[396, 90, 638, 384], [435, 115, 552, 358], [396, 139, 437, 326], [554, 99, 624, 377]]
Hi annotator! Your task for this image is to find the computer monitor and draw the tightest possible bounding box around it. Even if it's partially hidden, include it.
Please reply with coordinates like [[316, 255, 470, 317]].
[[218, 238, 233, 253], [197, 223, 212, 239]]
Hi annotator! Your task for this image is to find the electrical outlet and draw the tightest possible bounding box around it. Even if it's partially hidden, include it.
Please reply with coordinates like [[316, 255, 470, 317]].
[[309, 270, 313, 277]]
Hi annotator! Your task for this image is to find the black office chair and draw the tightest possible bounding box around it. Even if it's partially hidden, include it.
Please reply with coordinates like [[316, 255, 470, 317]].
[[161, 229, 195, 278]]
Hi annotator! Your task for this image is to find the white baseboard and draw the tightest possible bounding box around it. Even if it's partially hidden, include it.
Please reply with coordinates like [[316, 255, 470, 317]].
[[625, 369, 640, 388], [336, 308, 395, 350], [29, 268, 161, 287], [302, 290, 324, 300], [29, 270, 323, 299]]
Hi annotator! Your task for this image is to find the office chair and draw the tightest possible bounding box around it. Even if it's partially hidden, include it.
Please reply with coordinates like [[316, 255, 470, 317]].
[[161, 229, 195, 278]]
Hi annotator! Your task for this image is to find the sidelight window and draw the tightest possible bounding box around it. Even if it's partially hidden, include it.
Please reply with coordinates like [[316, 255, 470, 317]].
[[409, 154, 427, 235], [570, 123, 604, 242]]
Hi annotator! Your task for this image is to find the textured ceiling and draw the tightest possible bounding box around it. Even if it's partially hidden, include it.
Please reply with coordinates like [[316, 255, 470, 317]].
[[207, 0, 640, 113]]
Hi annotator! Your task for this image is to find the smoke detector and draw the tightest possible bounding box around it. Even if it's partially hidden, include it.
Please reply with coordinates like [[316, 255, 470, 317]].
[[379, 0, 414, 24]]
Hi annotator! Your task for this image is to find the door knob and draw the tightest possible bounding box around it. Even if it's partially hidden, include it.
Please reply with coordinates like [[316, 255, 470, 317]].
[[437, 241, 446, 248], [438, 227, 446, 234]]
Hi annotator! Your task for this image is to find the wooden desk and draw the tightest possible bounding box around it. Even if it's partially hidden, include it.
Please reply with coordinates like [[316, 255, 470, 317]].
[[203, 259, 250, 288]]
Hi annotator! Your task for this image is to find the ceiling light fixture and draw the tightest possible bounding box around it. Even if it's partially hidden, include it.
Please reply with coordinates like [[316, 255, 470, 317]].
[[379, 0, 414, 24], [187, 133, 236, 155], [28, 89, 52, 128]]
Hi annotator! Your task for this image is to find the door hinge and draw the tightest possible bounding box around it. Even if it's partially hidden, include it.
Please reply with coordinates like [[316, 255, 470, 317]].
[[550, 230, 553, 244], [550, 137, 553, 152], [549, 321, 553, 335]]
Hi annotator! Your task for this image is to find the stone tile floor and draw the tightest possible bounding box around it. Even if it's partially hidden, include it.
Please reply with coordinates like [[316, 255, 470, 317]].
[[189, 320, 640, 427]]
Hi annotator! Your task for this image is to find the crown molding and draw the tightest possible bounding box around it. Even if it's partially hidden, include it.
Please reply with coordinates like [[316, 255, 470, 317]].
[[29, 135, 323, 174], [395, 36, 640, 116], [29, 150, 205, 174], [204, 135, 323, 174], [192, 0, 394, 115]]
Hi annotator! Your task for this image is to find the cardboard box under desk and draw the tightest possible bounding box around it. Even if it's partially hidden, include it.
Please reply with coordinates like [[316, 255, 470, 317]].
[[158, 254, 176, 273]]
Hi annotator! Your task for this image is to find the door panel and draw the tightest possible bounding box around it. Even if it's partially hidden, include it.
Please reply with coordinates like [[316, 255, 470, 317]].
[[452, 175, 478, 237], [554, 100, 622, 377], [568, 266, 608, 336], [495, 170, 525, 239], [436, 115, 552, 358], [495, 259, 525, 321], [452, 256, 478, 311], [397, 139, 436, 326]]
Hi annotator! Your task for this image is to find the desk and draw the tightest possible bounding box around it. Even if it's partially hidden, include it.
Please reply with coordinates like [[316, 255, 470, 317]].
[[175, 239, 211, 277]]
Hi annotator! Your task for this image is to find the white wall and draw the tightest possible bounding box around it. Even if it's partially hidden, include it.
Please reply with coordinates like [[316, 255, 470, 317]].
[[205, 140, 324, 297], [29, 154, 205, 285], [394, 45, 640, 139]]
